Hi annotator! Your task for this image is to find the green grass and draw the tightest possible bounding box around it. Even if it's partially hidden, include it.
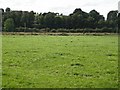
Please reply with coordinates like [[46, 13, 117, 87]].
[[2, 35, 118, 88]]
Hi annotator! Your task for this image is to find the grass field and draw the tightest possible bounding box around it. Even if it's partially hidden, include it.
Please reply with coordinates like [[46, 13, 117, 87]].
[[2, 35, 118, 88]]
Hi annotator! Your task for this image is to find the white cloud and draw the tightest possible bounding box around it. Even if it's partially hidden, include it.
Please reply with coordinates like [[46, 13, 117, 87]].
[[0, 0, 118, 18]]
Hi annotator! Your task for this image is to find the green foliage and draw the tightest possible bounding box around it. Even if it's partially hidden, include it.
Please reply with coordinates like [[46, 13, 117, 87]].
[[2, 7, 118, 32], [107, 11, 118, 29], [5, 7, 11, 12], [4, 18, 15, 32], [118, 13, 120, 32], [2, 35, 118, 88]]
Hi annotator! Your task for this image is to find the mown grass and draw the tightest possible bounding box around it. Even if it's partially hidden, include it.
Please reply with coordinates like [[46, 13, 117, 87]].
[[2, 35, 118, 88]]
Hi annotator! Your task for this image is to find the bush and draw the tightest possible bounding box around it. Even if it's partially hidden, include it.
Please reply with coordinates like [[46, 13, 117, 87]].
[[101, 27, 113, 33], [4, 18, 15, 32], [14, 27, 116, 33]]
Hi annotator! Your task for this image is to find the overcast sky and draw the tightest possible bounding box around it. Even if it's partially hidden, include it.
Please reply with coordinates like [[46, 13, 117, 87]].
[[0, 0, 118, 18]]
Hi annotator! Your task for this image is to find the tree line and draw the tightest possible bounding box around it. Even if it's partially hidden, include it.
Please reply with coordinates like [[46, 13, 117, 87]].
[[1, 7, 118, 33]]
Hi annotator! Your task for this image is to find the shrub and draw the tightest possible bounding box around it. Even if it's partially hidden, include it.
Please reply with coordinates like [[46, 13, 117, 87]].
[[4, 18, 15, 32]]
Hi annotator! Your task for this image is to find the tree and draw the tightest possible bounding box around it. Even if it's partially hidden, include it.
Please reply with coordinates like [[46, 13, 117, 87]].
[[0, 8, 4, 13], [43, 12, 56, 28], [70, 8, 89, 29], [6, 11, 22, 28], [28, 11, 35, 28], [72, 8, 82, 14], [118, 13, 120, 33], [20, 11, 29, 28], [4, 18, 15, 32], [5, 7, 11, 12], [107, 10, 118, 29], [88, 10, 105, 29], [2, 7, 117, 33], [54, 16, 63, 29]]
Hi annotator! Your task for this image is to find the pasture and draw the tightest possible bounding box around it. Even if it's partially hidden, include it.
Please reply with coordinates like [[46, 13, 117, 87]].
[[2, 35, 118, 88]]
